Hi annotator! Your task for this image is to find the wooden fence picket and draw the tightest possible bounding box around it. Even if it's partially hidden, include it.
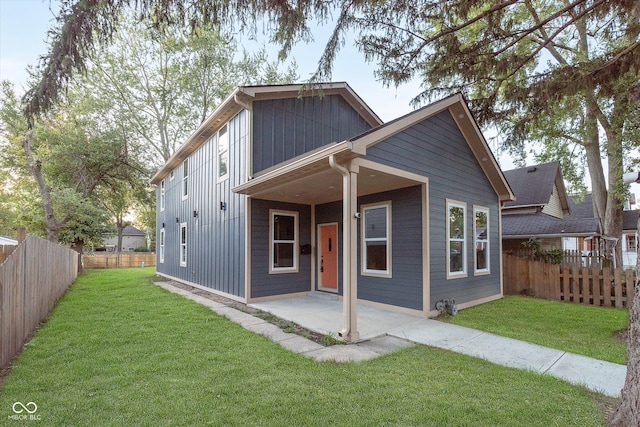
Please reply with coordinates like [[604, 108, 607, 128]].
[[503, 254, 635, 308]]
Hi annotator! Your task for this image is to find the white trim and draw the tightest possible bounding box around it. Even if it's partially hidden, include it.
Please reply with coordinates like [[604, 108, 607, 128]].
[[269, 209, 299, 274], [159, 228, 165, 264], [473, 205, 490, 275], [181, 158, 189, 200], [217, 125, 229, 182], [245, 197, 252, 305], [317, 222, 340, 292], [179, 222, 187, 267], [446, 199, 467, 279], [421, 182, 430, 315], [160, 180, 165, 212], [361, 201, 392, 278]]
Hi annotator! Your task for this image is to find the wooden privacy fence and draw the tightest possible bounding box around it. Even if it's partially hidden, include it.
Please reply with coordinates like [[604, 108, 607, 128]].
[[0, 245, 18, 264], [83, 253, 156, 269], [1, 236, 78, 369], [503, 254, 635, 307]]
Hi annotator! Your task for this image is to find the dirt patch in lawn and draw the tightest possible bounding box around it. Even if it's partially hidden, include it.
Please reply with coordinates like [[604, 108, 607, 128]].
[[611, 328, 628, 343], [166, 280, 343, 346], [593, 393, 621, 424]]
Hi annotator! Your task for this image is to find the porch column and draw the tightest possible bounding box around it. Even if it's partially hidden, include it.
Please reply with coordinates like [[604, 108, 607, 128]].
[[329, 156, 360, 341]]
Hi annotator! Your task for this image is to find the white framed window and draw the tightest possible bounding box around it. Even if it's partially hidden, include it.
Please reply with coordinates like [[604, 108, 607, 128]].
[[447, 199, 467, 278], [362, 201, 392, 277], [627, 233, 637, 252], [269, 210, 298, 273], [179, 222, 187, 267], [218, 125, 229, 181], [474, 206, 489, 274], [160, 180, 165, 212], [182, 159, 189, 200], [159, 228, 165, 263]]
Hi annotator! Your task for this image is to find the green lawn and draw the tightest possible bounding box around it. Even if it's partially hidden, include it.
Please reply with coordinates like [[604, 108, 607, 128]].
[[441, 295, 628, 364], [0, 269, 607, 426]]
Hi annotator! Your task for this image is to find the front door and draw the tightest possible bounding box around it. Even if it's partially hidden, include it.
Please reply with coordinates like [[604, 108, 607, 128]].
[[318, 223, 338, 291]]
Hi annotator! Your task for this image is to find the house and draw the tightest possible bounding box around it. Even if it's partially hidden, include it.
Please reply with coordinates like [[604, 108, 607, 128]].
[[102, 225, 148, 252], [501, 162, 601, 253], [150, 83, 514, 340], [0, 236, 18, 245], [623, 209, 639, 269]]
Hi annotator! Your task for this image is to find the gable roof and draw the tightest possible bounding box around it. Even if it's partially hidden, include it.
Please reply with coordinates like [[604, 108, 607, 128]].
[[233, 92, 515, 203], [349, 93, 514, 202], [150, 82, 382, 185], [502, 212, 601, 238], [502, 161, 570, 212], [121, 225, 146, 236]]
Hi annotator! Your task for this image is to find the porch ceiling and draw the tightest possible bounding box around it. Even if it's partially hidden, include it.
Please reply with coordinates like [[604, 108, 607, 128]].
[[234, 160, 422, 205]]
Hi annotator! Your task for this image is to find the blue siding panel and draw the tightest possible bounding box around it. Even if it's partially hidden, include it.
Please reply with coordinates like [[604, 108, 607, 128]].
[[250, 199, 312, 298], [365, 110, 501, 310], [252, 95, 372, 173], [156, 110, 247, 298], [357, 187, 424, 310]]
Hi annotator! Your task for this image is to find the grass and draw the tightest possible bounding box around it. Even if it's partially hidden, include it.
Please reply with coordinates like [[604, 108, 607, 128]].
[[440, 295, 628, 364], [0, 268, 608, 426]]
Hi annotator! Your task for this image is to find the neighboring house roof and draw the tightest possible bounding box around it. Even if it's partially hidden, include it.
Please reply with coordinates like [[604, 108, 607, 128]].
[[0, 236, 18, 245], [151, 82, 382, 185], [103, 225, 146, 239], [624, 210, 639, 232], [232, 92, 515, 204], [121, 225, 146, 236], [502, 212, 601, 238], [502, 161, 570, 214]]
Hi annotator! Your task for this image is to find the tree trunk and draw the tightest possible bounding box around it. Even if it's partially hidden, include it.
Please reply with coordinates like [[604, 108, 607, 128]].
[[116, 213, 125, 253], [72, 238, 84, 274], [609, 216, 640, 426], [21, 130, 60, 243]]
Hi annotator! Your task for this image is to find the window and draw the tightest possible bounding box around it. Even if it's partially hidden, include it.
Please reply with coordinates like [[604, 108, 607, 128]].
[[474, 206, 489, 274], [160, 180, 165, 211], [218, 125, 228, 181], [627, 234, 637, 252], [182, 159, 189, 199], [362, 201, 391, 276], [270, 210, 298, 273], [159, 228, 165, 263], [447, 200, 466, 277], [180, 222, 187, 267]]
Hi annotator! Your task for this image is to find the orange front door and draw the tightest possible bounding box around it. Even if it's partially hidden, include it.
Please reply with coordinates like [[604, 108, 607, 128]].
[[318, 223, 338, 290]]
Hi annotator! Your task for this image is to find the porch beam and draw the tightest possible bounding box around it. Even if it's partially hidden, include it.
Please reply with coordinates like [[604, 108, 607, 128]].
[[329, 155, 360, 342]]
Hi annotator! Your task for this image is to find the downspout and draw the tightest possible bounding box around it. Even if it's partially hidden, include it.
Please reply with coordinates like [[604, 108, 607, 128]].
[[329, 154, 359, 341], [235, 93, 253, 303]]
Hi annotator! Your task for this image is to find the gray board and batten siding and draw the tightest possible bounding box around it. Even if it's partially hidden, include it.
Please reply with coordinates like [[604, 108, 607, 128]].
[[157, 110, 247, 298], [250, 199, 312, 298], [362, 110, 502, 307], [252, 95, 374, 173]]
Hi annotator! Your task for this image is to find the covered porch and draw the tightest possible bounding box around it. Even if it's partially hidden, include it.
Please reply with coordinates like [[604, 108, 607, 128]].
[[233, 141, 429, 341]]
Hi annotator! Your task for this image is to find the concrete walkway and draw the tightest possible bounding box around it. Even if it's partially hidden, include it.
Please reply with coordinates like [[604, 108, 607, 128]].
[[154, 282, 626, 398]]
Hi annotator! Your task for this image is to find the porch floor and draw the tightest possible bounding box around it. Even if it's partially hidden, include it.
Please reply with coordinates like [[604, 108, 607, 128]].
[[249, 293, 426, 341]]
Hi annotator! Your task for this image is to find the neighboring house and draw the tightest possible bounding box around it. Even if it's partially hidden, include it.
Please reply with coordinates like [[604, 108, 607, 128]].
[[501, 162, 601, 253], [102, 225, 148, 252], [150, 82, 514, 339], [0, 236, 18, 245], [623, 209, 639, 269]]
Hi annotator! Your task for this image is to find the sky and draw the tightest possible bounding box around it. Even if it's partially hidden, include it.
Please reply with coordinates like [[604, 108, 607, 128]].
[[0, 0, 534, 174]]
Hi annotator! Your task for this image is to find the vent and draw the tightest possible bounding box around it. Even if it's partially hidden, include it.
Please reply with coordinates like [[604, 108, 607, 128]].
[[527, 167, 537, 173]]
